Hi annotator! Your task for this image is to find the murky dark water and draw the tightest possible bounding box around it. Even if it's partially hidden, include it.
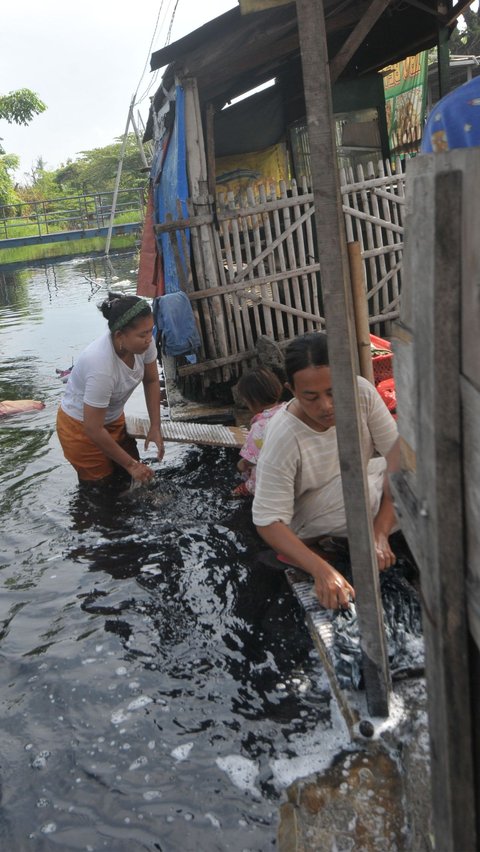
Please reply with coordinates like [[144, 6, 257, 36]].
[[0, 254, 340, 851]]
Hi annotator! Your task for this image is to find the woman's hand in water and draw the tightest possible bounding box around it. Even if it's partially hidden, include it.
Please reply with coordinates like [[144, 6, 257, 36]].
[[128, 459, 154, 483], [374, 530, 396, 571], [313, 561, 355, 610], [145, 427, 165, 462]]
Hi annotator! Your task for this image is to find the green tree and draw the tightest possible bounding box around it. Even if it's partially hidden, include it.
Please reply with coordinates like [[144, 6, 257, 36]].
[[0, 89, 46, 127], [54, 134, 146, 195], [0, 154, 20, 208], [17, 157, 63, 203], [450, 7, 480, 55], [0, 88, 46, 205]]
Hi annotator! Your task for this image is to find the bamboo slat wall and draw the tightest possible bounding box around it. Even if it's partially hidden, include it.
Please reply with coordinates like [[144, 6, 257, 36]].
[[154, 159, 407, 385], [340, 158, 407, 335]]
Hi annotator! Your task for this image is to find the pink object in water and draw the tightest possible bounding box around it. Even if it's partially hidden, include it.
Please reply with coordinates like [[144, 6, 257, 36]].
[[0, 400, 45, 417]]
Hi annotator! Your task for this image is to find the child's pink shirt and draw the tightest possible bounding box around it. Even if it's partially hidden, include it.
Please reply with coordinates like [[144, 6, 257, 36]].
[[240, 403, 284, 465]]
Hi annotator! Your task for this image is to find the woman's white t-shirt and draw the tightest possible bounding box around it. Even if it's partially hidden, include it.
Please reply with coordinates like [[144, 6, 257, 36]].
[[60, 332, 157, 424], [252, 375, 398, 540]]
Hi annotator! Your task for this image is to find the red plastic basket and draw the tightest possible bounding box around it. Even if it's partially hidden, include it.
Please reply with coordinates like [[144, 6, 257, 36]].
[[370, 333, 393, 386]]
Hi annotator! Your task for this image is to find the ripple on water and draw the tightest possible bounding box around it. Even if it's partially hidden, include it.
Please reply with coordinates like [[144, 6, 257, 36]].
[[0, 256, 339, 851]]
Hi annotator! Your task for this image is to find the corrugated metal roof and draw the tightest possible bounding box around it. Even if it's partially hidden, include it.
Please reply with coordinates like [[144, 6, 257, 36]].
[[145, 1, 454, 140], [150, 1, 451, 81]]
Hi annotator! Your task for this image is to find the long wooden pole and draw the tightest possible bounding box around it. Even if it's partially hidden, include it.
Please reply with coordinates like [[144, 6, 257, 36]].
[[105, 96, 134, 264], [348, 241, 375, 384], [296, 0, 391, 716]]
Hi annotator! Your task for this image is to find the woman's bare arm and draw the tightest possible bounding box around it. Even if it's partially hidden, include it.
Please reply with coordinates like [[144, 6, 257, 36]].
[[256, 520, 354, 610]]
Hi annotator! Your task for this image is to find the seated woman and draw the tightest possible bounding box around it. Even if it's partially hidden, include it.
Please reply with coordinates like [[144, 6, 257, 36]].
[[57, 292, 164, 486], [233, 367, 284, 497], [252, 332, 399, 610]]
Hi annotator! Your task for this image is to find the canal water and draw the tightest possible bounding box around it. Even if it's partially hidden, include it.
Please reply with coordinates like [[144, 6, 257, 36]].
[[0, 254, 347, 851]]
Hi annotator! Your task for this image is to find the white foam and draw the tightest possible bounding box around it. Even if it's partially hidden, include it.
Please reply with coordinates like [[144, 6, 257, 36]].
[[127, 695, 153, 711], [216, 755, 260, 798], [129, 756, 148, 771], [143, 790, 162, 801], [270, 713, 350, 788], [171, 742, 193, 762], [111, 710, 129, 726], [141, 563, 162, 575]]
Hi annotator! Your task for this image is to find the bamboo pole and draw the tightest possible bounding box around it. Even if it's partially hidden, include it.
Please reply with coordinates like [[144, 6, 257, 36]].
[[301, 175, 323, 322], [271, 185, 295, 338], [348, 241, 374, 385], [247, 185, 274, 338], [217, 192, 249, 353], [291, 179, 314, 331], [259, 182, 286, 340], [105, 96, 134, 264]]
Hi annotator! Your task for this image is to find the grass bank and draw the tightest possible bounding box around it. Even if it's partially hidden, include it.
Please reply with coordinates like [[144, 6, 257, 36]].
[[0, 233, 138, 267]]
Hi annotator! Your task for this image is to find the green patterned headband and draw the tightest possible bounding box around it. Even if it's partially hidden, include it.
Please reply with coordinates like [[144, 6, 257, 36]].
[[111, 299, 150, 332]]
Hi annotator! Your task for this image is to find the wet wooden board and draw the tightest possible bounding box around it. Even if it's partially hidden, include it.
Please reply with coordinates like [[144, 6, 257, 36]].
[[284, 567, 359, 733], [126, 415, 247, 448]]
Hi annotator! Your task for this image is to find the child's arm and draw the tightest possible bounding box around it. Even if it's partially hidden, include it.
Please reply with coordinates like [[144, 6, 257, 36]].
[[237, 458, 253, 473]]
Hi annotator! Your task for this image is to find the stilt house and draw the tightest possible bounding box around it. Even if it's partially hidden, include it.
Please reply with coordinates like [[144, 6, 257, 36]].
[[140, 0, 461, 399]]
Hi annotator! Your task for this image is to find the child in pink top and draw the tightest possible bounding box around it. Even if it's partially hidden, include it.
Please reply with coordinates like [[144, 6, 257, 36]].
[[233, 367, 284, 497]]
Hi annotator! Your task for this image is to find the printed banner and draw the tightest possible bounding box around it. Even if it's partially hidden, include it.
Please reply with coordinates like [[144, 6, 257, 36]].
[[215, 143, 289, 202], [383, 52, 428, 157]]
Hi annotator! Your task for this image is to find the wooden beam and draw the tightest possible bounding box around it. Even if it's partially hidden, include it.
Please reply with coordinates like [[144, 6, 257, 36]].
[[402, 0, 443, 16], [205, 102, 216, 200], [437, 3, 451, 98], [393, 153, 477, 851], [329, 0, 392, 83], [296, 0, 391, 717], [414, 165, 476, 852], [447, 0, 476, 26], [348, 241, 375, 385]]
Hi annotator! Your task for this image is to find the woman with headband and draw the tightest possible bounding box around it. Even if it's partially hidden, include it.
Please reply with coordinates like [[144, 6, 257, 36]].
[[57, 292, 164, 486]]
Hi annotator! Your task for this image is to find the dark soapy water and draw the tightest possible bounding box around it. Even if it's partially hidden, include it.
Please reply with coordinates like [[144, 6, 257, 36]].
[[0, 255, 341, 851]]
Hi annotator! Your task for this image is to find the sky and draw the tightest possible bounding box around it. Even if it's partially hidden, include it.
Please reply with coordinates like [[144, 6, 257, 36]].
[[1, 0, 238, 182]]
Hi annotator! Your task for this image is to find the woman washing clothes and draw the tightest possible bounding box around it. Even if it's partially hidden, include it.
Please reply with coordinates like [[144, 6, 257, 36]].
[[57, 292, 164, 486], [252, 332, 399, 610]]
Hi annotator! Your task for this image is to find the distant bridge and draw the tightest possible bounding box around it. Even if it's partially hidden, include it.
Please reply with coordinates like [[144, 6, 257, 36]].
[[1, 222, 142, 250], [0, 188, 144, 251]]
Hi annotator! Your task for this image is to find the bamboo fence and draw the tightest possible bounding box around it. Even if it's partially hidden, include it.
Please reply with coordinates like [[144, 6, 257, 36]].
[[154, 159, 407, 385]]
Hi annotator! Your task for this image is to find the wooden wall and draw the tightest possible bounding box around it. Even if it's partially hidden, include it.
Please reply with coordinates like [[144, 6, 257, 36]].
[[391, 148, 480, 852]]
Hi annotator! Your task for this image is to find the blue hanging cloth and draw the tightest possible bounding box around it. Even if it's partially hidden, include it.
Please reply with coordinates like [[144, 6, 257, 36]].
[[155, 85, 190, 294], [154, 291, 201, 364]]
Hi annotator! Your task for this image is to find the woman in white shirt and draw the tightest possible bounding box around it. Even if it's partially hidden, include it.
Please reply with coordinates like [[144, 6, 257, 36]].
[[252, 332, 399, 610], [57, 292, 164, 485]]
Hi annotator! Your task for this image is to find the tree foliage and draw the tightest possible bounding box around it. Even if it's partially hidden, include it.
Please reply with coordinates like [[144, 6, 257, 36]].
[[0, 87, 46, 203], [450, 8, 480, 55], [0, 89, 46, 126], [54, 135, 147, 195], [0, 154, 20, 207]]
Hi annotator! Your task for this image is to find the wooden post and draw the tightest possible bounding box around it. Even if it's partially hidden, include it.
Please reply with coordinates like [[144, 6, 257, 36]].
[[183, 76, 229, 372], [436, 5, 451, 100], [391, 153, 477, 851], [415, 168, 475, 852], [348, 241, 374, 384], [205, 103, 217, 200], [296, 0, 390, 716]]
